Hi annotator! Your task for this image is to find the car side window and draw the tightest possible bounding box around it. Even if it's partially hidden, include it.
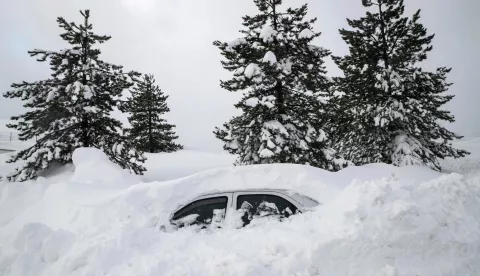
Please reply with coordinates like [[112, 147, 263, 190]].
[[236, 194, 297, 225], [172, 196, 228, 227]]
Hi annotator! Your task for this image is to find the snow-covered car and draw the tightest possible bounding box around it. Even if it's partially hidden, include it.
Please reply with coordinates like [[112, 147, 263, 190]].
[[168, 189, 320, 230]]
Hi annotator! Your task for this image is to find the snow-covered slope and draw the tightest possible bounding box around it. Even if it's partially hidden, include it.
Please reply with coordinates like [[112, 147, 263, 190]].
[[0, 145, 479, 276], [440, 138, 480, 175]]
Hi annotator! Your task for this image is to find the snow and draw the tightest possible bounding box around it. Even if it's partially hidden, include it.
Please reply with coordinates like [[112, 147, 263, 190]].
[[226, 139, 239, 150], [72, 81, 82, 95], [279, 59, 293, 74], [0, 140, 479, 275], [264, 120, 289, 136], [260, 96, 275, 108], [440, 138, 480, 175], [226, 38, 247, 52], [46, 88, 57, 102], [333, 90, 346, 97], [71, 147, 140, 186], [0, 142, 32, 153], [259, 148, 275, 158], [259, 25, 276, 43], [142, 150, 235, 182], [262, 51, 277, 64], [83, 85, 93, 99], [392, 134, 425, 167], [0, 118, 34, 153], [298, 28, 314, 39], [244, 97, 259, 107], [82, 106, 99, 113], [233, 67, 245, 76], [244, 63, 261, 78]]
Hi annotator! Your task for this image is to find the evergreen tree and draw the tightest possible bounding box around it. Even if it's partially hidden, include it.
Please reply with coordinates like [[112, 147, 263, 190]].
[[121, 74, 183, 153], [2, 10, 146, 182], [332, 0, 469, 170], [213, 0, 347, 170]]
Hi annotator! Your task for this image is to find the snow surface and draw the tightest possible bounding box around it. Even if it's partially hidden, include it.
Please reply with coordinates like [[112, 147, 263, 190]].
[[142, 150, 235, 182], [71, 148, 140, 186], [0, 142, 33, 152], [0, 118, 34, 154], [0, 139, 479, 275]]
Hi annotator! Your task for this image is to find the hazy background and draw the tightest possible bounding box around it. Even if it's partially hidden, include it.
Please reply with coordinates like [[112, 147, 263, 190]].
[[1, 0, 478, 150]]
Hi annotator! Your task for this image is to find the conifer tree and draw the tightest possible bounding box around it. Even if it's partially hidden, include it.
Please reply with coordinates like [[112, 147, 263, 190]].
[[213, 0, 348, 170], [2, 10, 146, 182], [332, 0, 469, 170], [121, 74, 183, 153]]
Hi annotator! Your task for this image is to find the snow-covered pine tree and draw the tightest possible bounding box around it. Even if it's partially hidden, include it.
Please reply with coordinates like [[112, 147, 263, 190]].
[[121, 74, 183, 153], [332, 0, 469, 170], [2, 10, 146, 182], [213, 0, 347, 171]]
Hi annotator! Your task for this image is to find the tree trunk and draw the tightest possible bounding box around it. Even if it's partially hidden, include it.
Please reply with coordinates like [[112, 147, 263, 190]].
[[148, 87, 154, 153], [272, 1, 285, 115], [378, 1, 389, 70], [81, 16, 90, 148]]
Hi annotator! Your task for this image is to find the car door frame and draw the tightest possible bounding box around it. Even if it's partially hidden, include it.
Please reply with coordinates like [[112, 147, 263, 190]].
[[169, 192, 234, 225], [232, 190, 303, 214]]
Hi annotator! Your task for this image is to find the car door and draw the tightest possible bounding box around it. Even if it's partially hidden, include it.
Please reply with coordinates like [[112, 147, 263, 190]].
[[170, 193, 232, 229], [233, 192, 300, 227]]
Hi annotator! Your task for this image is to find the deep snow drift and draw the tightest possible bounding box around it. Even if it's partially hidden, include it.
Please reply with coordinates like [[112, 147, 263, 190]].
[[0, 145, 479, 275]]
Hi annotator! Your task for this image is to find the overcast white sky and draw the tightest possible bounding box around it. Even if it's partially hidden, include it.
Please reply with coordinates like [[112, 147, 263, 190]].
[[0, 0, 478, 150]]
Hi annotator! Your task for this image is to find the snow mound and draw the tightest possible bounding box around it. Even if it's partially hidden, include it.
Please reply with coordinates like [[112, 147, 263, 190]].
[[71, 147, 139, 185], [0, 144, 480, 275], [142, 150, 235, 182], [244, 63, 261, 78], [262, 51, 277, 64], [313, 172, 480, 275]]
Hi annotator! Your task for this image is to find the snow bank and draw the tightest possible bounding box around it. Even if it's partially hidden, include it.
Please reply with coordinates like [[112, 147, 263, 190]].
[[142, 149, 235, 182], [71, 147, 139, 186], [0, 146, 479, 275]]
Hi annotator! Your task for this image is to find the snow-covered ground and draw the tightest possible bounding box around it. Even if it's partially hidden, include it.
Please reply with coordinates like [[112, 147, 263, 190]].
[[0, 119, 34, 153], [440, 137, 480, 175], [0, 141, 34, 152], [0, 140, 479, 276]]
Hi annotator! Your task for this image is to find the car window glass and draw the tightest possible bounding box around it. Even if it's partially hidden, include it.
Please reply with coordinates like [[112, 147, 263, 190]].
[[172, 196, 228, 227], [236, 194, 297, 224]]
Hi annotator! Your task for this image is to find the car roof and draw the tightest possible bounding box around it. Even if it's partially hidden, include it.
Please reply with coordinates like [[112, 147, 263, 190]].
[[197, 188, 290, 197], [170, 188, 320, 220], [194, 188, 320, 208]]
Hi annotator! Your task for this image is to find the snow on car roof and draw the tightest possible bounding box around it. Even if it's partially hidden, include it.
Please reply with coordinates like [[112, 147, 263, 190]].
[[197, 188, 290, 197]]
